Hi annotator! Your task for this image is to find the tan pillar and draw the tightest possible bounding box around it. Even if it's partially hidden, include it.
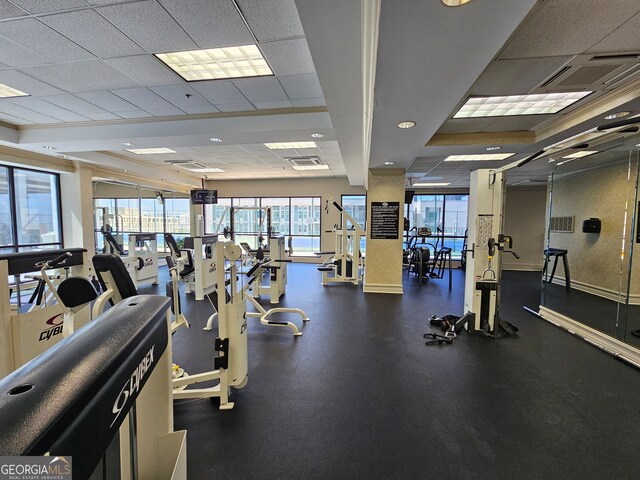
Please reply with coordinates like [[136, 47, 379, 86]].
[[363, 169, 405, 294], [60, 163, 95, 262]]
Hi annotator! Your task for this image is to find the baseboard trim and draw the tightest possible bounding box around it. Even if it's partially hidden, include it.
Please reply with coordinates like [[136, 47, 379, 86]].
[[548, 276, 640, 305], [539, 306, 640, 369], [363, 283, 403, 294]]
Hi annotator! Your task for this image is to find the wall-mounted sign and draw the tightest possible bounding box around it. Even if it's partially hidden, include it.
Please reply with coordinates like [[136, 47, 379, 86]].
[[370, 201, 400, 239]]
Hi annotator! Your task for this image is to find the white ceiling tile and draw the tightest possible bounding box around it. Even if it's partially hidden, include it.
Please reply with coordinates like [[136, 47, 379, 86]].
[[106, 55, 182, 86], [41, 9, 145, 59], [9, 0, 88, 14], [6, 96, 89, 121], [214, 102, 255, 112], [437, 118, 497, 134], [0, 101, 62, 123], [180, 104, 220, 114], [588, 11, 640, 53], [20, 60, 141, 92], [470, 57, 573, 96], [40, 94, 109, 115], [253, 100, 293, 109], [0, 35, 51, 67], [116, 110, 153, 118], [500, 1, 640, 59], [146, 106, 184, 116], [190, 80, 247, 104], [158, 0, 253, 48], [85, 112, 121, 120], [232, 77, 287, 102], [110, 87, 178, 110], [278, 73, 323, 99], [0, 70, 65, 96], [236, 0, 303, 42], [0, 1, 27, 18], [0, 18, 94, 63], [76, 90, 138, 112], [149, 84, 210, 107], [291, 97, 325, 107], [0, 112, 32, 125], [96, 0, 198, 53], [85, 0, 123, 4], [260, 38, 315, 76]]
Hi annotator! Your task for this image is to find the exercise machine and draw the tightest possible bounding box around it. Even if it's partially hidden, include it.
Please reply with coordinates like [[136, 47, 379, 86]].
[[242, 257, 309, 336], [102, 231, 159, 288], [249, 234, 289, 304], [172, 239, 248, 409], [0, 295, 187, 479], [183, 235, 218, 301], [457, 169, 520, 337], [0, 248, 91, 377], [317, 196, 365, 285]]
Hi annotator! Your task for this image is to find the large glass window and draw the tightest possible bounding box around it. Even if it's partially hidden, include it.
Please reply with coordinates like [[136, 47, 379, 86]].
[[204, 196, 321, 256], [0, 168, 12, 247], [407, 194, 469, 258], [342, 195, 367, 229]]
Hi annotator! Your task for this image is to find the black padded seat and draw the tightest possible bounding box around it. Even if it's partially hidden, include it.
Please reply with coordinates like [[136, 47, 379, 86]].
[[92, 254, 138, 300], [57, 277, 98, 308], [102, 231, 126, 256], [164, 233, 195, 277]]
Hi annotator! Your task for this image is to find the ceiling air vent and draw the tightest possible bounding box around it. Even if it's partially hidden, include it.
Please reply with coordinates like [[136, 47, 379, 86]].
[[286, 156, 329, 171], [165, 160, 206, 168], [539, 66, 571, 88]]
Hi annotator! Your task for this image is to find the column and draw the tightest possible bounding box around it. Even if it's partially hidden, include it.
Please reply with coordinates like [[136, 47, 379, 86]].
[[363, 169, 405, 294], [60, 164, 95, 271]]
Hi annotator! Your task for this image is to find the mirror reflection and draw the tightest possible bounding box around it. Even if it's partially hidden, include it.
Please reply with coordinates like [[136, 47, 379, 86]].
[[542, 134, 639, 348]]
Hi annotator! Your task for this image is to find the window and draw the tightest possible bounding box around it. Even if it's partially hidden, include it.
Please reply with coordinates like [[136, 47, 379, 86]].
[[204, 196, 321, 256], [0, 166, 63, 252], [407, 194, 468, 258], [342, 194, 367, 229]]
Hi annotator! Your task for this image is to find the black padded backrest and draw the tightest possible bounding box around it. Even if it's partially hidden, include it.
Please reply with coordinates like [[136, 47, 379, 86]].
[[165, 255, 176, 269], [164, 233, 181, 258], [287, 236, 293, 255], [102, 231, 125, 256], [92, 254, 138, 300], [57, 277, 98, 308]]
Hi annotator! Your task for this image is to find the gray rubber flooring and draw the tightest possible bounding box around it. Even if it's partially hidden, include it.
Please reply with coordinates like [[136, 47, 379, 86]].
[[160, 265, 640, 480]]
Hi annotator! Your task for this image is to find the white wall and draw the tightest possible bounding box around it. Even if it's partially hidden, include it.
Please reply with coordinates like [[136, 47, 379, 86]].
[[503, 187, 547, 271]]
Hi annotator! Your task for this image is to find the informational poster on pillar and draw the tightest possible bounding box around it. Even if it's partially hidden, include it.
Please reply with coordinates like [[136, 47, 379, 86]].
[[370, 201, 400, 239]]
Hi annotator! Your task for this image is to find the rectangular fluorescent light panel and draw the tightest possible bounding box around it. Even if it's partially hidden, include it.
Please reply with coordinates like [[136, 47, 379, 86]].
[[453, 92, 592, 118], [444, 153, 515, 161], [156, 45, 273, 81], [291, 164, 330, 171], [413, 182, 451, 187], [126, 148, 176, 155], [187, 168, 225, 173], [264, 142, 317, 150], [561, 150, 598, 159], [0, 83, 28, 98]]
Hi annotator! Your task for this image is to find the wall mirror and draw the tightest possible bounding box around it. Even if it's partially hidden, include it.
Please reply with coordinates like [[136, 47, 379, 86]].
[[541, 130, 640, 351]]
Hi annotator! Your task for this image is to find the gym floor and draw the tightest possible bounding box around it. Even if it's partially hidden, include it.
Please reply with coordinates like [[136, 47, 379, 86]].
[[146, 264, 640, 479]]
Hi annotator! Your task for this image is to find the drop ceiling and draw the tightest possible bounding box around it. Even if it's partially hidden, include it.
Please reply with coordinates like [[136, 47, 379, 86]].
[[0, 0, 638, 190]]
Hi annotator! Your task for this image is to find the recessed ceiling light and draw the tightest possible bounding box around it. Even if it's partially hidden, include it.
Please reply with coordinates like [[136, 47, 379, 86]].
[[384, 161, 396, 165], [42, 146, 56, 150], [187, 168, 225, 173], [561, 150, 597, 159], [58, 154, 71, 160], [126, 148, 176, 154], [604, 111, 630, 120], [413, 182, 451, 187], [209, 137, 223, 143], [444, 153, 515, 161], [122, 169, 128, 173], [453, 92, 592, 118], [310, 133, 324, 138], [486, 146, 502, 151], [291, 164, 330, 171], [121, 142, 133, 147], [397, 121, 416, 129], [264, 141, 317, 149], [0, 83, 28, 98], [441, 0, 471, 5], [155, 45, 273, 82]]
